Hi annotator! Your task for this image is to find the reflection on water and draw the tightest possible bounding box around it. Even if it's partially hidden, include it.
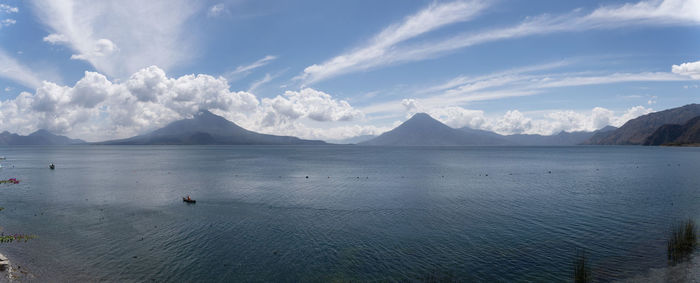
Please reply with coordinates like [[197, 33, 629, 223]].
[[0, 145, 698, 281]]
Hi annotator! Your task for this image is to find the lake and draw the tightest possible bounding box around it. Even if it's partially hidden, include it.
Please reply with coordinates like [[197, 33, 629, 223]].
[[0, 145, 698, 281]]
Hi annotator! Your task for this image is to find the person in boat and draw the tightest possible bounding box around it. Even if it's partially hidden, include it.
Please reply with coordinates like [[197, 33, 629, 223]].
[[187, 195, 191, 201]]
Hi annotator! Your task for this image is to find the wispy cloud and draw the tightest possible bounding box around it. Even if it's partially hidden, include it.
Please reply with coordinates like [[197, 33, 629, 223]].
[[31, 0, 200, 78], [207, 3, 228, 18], [0, 49, 44, 89], [302, 0, 700, 85], [233, 55, 277, 74], [0, 4, 18, 13], [226, 55, 277, 81], [362, 64, 692, 116], [432, 71, 689, 104], [248, 73, 276, 92], [0, 18, 15, 27], [300, 0, 489, 85], [381, 0, 700, 65]]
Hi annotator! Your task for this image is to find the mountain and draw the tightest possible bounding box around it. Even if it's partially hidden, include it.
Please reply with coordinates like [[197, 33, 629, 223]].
[[0, 129, 86, 145], [585, 104, 700, 145], [503, 126, 616, 146], [359, 113, 510, 146], [327, 135, 377, 144], [99, 110, 326, 145], [643, 116, 700, 146]]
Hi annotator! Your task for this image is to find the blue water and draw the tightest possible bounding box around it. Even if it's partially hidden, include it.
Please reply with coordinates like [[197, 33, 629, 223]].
[[0, 145, 698, 281]]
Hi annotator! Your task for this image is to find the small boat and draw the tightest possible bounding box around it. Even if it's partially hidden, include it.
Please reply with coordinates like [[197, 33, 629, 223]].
[[49, 163, 55, 170], [182, 196, 196, 204]]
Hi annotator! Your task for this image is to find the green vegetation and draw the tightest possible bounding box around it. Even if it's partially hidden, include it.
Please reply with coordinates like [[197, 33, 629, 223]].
[[0, 234, 38, 243], [667, 219, 697, 264], [573, 250, 591, 283], [0, 207, 37, 243]]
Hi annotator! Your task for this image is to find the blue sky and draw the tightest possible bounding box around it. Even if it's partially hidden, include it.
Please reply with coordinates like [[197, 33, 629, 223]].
[[0, 0, 698, 141]]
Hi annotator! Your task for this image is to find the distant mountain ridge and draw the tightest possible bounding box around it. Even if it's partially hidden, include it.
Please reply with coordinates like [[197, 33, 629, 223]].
[[643, 115, 700, 146], [359, 113, 616, 146], [585, 104, 700, 145], [0, 129, 86, 145], [99, 110, 326, 145], [360, 113, 510, 146], [501, 126, 616, 146], [328, 135, 377, 144]]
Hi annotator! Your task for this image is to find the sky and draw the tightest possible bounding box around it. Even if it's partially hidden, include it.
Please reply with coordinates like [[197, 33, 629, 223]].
[[0, 0, 698, 142]]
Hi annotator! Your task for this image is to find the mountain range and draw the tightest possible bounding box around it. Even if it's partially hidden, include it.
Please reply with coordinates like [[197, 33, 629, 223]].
[[585, 103, 700, 145], [0, 129, 85, 145], [643, 116, 700, 146], [359, 113, 511, 146], [2, 104, 699, 146], [359, 113, 614, 146], [98, 110, 326, 145]]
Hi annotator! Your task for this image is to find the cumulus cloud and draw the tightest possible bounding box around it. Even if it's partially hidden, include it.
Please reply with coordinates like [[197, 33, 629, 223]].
[[0, 66, 366, 142], [259, 88, 363, 128], [32, 0, 199, 78], [398, 102, 653, 135], [43, 33, 69, 44], [672, 60, 700, 79]]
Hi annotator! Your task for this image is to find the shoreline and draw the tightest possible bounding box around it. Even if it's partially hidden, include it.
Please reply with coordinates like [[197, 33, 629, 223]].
[[0, 251, 32, 282]]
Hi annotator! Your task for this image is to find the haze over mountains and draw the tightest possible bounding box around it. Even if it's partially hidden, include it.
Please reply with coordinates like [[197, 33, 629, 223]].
[[359, 113, 614, 146], [0, 130, 85, 145], [2, 104, 699, 146], [98, 110, 326, 145], [359, 113, 511, 146]]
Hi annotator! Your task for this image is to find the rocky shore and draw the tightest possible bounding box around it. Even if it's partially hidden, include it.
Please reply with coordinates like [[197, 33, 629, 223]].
[[0, 252, 32, 282]]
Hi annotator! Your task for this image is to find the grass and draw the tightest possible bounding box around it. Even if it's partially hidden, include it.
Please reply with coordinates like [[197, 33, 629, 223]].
[[667, 219, 697, 264], [573, 250, 591, 283]]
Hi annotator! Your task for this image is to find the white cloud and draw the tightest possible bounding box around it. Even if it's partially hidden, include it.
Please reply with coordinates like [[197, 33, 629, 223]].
[[207, 3, 228, 17], [410, 105, 653, 135], [672, 60, 700, 79], [647, 95, 657, 105], [0, 4, 18, 13], [393, 0, 700, 64], [225, 55, 277, 80], [43, 33, 69, 44], [70, 38, 118, 60], [379, 64, 691, 118], [260, 88, 363, 127], [302, 0, 700, 83], [248, 73, 275, 92], [32, 0, 199, 78], [0, 66, 366, 141], [0, 18, 15, 27], [0, 49, 44, 89], [300, 0, 488, 84]]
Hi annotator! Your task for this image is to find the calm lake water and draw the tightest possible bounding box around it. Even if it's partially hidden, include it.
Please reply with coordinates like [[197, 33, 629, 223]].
[[0, 145, 698, 281]]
